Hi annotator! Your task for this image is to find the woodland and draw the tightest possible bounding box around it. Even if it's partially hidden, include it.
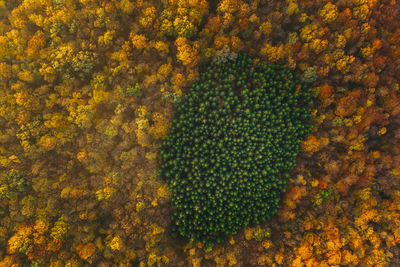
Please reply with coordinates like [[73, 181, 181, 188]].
[[0, 0, 400, 266]]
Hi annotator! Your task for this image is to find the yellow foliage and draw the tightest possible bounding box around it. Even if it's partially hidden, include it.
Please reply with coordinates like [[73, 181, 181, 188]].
[[136, 117, 149, 130], [98, 30, 115, 47], [26, 30, 46, 58], [135, 129, 152, 147], [148, 112, 170, 139], [110, 236, 122, 250], [0, 62, 12, 79], [157, 184, 170, 198], [214, 35, 230, 50], [275, 251, 284, 264], [130, 34, 147, 50], [249, 14, 259, 23], [228, 36, 243, 52], [244, 227, 253, 240], [260, 43, 285, 62], [136, 201, 145, 212], [157, 63, 172, 81], [221, 12, 234, 28], [361, 45, 374, 59], [377, 127, 387, 136], [100, 186, 115, 200], [319, 2, 338, 23], [349, 137, 366, 151], [161, 19, 174, 36], [286, 2, 299, 16], [152, 41, 170, 53], [259, 21, 272, 35], [301, 135, 321, 154], [336, 55, 355, 74], [175, 37, 200, 66], [92, 90, 110, 104], [147, 252, 168, 267], [226, 252, 237, 266], [151, 224, 165, 236], [335, 34, 347, 49], [262, 240, 272, 249], [172, 72, 186, 87], [0, 256, 18, 267], [14, 92, 30, 107], [391, 167, 400, 177], [352, 3, 371, 21], [119, 0, 134, 14], [192, 258, 202, 267], [68, 104, 94, 130], [7, 225, 33, 254], [309, 39, 328, 54], [145, 152, 157, 161], [311, 180, 319, 187], [173, 16, 196, 37], [300, 23, 323, 42], [140, 6, 157, 28], [0, 35, 13, 59], [44, 113, 68, 129], [217, 0, 242, 13], [18, 69, 35, 83]]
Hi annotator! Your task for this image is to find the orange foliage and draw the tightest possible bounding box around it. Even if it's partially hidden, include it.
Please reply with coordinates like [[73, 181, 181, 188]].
[[319, 84, 333, 100], [205, 16, 221, 33], [363, 72, 379, 87], [214, 35, 230, 50], [287, 186, 304, 203], [296, 241, 313, 260], [76, 243, 96, 263], [335, 90, 361, 117], [0, 0, 400, 266]]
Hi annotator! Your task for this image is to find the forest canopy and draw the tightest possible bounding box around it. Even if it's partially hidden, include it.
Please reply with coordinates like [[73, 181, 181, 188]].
[[0, 0, 399, 266]]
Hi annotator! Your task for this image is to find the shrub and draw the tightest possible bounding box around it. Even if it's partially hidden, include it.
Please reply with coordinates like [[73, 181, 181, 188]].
[[159, 53, 313, 245], [0, 169, 27, 200], [125, 83, 142, 98]]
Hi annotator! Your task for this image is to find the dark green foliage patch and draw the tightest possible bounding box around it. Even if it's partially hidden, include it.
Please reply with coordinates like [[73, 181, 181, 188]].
[[159, 53, 313, 245]]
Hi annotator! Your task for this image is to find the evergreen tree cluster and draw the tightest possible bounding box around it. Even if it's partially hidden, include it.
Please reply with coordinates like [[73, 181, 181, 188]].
[[159, 53, 313, 244]]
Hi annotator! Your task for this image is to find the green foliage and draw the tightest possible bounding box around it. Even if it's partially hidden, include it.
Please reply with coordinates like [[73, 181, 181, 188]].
[[0, 169, 27, 200], [313, 186, 333, 206], [159, 53, 313, 245], [253, 227, 271, 241], [320, 187, 333, 200], [125, 83, 142, 97], [161, 91, 182, 103], [332, 116, 344, 127], [71, 51, 98, 79], [160, 2, 204, 39], [50, 47, 97, 80], [50, 215, 70, 241], [104, 124, 118, 139], [29, 260, 42, 267], [301, 66, 318, 84]]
